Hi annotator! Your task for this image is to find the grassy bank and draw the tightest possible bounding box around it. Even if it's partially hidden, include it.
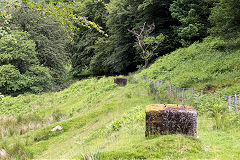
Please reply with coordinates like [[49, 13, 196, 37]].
[[0, 75, 239, 159], [141, 36, 240, 96], [0, 36, 239, 159]]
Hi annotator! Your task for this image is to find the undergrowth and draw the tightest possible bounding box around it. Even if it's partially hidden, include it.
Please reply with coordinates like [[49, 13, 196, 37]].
[[141, 36, 240, 95], [0, 56, 239, 159]]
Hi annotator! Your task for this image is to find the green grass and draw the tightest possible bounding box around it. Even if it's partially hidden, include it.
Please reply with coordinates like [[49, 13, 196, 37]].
[[141, 36, 240, 95], [0, 75, 239, 159], [0, 36, 240, 159]]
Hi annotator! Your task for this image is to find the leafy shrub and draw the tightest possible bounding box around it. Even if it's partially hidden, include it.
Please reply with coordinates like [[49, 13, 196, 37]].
[[0, 30, 53, 95], [24, 65, 53, 93], [11, 7, 70, 90], [192, 95, 227, 116], [0, 92, 3, 104], [209, 0, 240, 37], [0, 65, 24, 94]]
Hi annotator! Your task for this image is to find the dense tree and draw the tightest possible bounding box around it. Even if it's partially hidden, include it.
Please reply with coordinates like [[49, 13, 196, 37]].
[[0, 31, 52, 95], [92, 0, 180, 74], [89, 37, 114, 75], [11, 7, 70, 90], [170, 0, 214, 46], [136, 0, 181, 57], [209, 0, 240, 37], [97, 0, 142, 74], [69, 0, 108, 77], [3, 0, 239, 96], [69, 0, 181, 75]]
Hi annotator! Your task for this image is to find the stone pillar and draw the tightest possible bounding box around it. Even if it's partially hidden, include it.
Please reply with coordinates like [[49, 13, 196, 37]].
[[97, 76, 103, 80], [145, 104, 197, 137], [114, 77, 127, 86]]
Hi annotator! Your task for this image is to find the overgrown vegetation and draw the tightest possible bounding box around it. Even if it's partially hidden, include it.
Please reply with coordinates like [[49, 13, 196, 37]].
[[1, 0, 240, 95], [0, 30, 52, 95], [0, 0, 239, 159], [141, 36, 240, 95], [11, 7, 70, 90], [0, 76, 239, 159]]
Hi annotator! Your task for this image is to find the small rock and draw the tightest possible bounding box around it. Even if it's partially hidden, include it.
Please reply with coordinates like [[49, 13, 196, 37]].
[[51, 125, 63, 132], [0, 149, 7, 159]]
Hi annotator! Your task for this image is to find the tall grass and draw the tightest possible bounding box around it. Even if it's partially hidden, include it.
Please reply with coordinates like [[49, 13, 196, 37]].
[[0, 139, 33, 160], [141, 36, 240, 96], [145, 80, 240, 131], [0, 75, 239, 159]]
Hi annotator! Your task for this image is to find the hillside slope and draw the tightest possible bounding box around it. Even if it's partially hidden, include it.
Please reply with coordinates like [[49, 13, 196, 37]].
[[0, 75, 240, 159], [141, 36, 240, 96]]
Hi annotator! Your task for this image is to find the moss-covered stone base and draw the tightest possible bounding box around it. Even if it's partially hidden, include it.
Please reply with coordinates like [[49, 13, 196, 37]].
[[114, 77, 127, 86], [145, 104, 197, 137]]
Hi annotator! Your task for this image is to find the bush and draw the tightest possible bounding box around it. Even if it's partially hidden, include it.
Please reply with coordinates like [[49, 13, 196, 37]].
[[0, 65, 24, 94], [0, 30, 52, 95], [192, 95, 240, 130], [209, 0, 240, 37], [11, 7, 70, 90], [0, 92, 3, 104]]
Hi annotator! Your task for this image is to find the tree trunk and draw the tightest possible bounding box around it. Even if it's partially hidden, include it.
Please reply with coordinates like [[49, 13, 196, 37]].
[[143, 59, 148, 69]]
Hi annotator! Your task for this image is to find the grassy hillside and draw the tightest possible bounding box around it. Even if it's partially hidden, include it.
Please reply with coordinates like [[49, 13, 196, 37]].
[[0, 75, 239, 159], [0, 36, 240, 159], [141, 36, 240, 96]]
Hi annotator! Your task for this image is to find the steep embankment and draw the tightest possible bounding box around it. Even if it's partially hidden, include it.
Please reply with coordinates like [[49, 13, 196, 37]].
[[141, 36, 240, 96]]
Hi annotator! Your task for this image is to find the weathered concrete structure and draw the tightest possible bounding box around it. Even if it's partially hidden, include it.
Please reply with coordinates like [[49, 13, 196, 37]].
[[145, 104, 197, 137], [114, 77, 127, 86], [97, 76, 103, 80]]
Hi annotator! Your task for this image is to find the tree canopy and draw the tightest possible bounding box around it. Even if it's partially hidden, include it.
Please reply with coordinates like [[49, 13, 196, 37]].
[[0, 30, 52, 95], [1, 0, 239, 95], [209, 0, 240, 37]]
